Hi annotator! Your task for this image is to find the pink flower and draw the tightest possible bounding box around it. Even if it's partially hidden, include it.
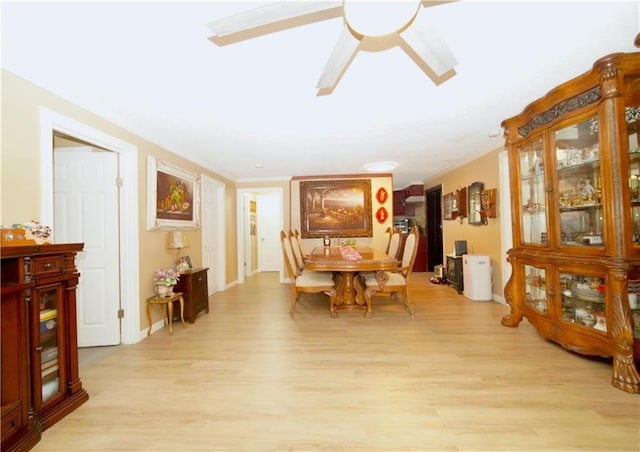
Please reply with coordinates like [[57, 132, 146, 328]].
[[153, 268, 180, 285]]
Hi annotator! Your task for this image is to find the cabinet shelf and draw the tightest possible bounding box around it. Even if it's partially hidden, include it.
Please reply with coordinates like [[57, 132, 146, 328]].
[[559, 204, 602, 212], [556, 159, 600, 172], [523, 207, 547, 214], [39, 329, 57, 343]]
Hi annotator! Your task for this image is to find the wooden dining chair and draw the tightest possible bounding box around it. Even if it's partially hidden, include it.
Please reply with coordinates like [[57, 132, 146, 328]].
[[387, 227, 402, 260], [280, 231, 337, 317], [382, 226, 393, 254], [362, 225, 419, 317], [289, 230, 307, 274], [294, 230, 308, 259]]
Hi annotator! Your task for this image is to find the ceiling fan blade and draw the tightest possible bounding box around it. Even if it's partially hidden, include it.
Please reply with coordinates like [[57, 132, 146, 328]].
[[207, 1, 342, 39], [316, 27, 361, 92], [399, 26, 457, 76], [420, 0, 458, 7]]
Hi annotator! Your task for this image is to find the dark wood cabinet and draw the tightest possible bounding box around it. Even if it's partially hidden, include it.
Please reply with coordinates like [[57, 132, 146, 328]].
[[1, 243, 88, 451], [392, 190, 407, 216], [446, 255, 463, 294], [405, 184, 424, 197], [174, 267, 209, 323], [502, 52, 640, 393], [393, 187, 423, 217], [413, 236, 427, 272]]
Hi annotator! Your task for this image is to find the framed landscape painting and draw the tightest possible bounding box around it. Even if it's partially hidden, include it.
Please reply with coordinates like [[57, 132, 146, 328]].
[[147, 156, 200, 230], [300, 179, 372, 238]]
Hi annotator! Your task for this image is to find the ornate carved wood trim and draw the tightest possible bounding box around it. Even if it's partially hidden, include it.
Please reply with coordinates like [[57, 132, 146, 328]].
[[601, 66, 619, 98], [518, 86, 601, 137]]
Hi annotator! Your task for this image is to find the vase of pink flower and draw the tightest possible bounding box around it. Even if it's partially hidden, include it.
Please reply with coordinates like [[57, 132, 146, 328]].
[[153, 268, 180, 297]]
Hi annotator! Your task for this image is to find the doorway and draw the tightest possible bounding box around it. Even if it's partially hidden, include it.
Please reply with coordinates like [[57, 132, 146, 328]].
[[40, 107, 141, 345], [201, 174, 226, 295], [425, 185, 443, 271], [236, 187, 285, 283]]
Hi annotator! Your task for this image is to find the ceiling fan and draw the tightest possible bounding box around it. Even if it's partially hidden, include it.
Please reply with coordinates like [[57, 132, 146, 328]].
[[207, 1, 458, 95]]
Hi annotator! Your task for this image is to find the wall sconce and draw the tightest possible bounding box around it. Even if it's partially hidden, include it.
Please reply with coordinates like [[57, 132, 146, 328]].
[[167, 231, 189, 258]]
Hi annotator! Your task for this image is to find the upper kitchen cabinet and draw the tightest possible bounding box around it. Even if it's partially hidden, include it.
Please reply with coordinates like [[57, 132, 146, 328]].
[[393, 185, 424, 216]]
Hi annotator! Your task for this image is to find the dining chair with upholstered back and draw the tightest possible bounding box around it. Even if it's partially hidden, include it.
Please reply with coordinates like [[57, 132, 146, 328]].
[[362, 225, 419, 317], [280, 231, 337, 317], [294, 230, 307, 259], [289, 230, 307, 274], [387, 227, 402, 260]]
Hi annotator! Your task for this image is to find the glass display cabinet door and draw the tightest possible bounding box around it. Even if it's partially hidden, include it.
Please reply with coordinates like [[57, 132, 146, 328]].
[[627, 105, 640, 247], [524, 264, 548, 315], [519, 138, 548, 245], [555, 116, 604, 248], [35, 284, 64, 406], [559, 272, 606, 332]]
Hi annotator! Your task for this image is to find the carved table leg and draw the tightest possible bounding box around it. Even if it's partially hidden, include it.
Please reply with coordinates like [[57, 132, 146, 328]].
[[146, 302, 153, 336], [167, 300, 174, 335], [178, 296, 186, 329], [353, 274, 371, 317]]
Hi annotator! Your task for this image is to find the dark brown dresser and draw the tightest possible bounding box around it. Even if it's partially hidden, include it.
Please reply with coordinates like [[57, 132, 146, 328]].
[[174, 267, 209, 323]]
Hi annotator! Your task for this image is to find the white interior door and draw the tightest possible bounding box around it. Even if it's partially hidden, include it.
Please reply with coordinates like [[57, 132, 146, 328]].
[[243, 194, 254, 277], [256, 192, 282, 272], [201, 174, 223, 295], [54, 147, 120, 346]]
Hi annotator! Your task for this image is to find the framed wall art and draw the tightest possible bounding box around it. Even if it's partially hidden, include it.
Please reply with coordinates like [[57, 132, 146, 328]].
[[300, 179, 372, 238], [147, 156, 200, 230]]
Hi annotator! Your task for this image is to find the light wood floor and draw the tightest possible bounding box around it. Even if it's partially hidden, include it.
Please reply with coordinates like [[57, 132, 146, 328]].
[[35, 272, 639, 451]]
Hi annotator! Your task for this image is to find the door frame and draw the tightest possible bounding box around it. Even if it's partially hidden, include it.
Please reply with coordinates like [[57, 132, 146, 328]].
[[39, 107, 141, 344], [425, 184, 444, 272], [498, 150, 512, 304], [200, 173, 226, 295], [236, 187, 284, 284]]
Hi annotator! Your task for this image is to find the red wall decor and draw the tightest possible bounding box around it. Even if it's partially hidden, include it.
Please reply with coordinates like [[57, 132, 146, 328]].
[[376, 207, 388, 224], [376, 187, 389, 204]]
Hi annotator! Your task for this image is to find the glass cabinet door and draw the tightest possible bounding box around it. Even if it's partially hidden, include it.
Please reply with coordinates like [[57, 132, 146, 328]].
[[36, 284, 64, 405], [524, 264, 548, 314], [627, 106, 640, 247], [519, 138, 548, 245], [559, 272, 606, 332], [555, 116, 604, 248]]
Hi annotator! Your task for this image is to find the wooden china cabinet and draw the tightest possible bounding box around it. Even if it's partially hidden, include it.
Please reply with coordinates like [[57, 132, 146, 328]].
[[501, 52, 640, 393], [1, 243, 89, 451]]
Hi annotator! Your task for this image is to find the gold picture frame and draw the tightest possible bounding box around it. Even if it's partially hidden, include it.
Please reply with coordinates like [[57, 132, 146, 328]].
[[300, 179, 372, 238]]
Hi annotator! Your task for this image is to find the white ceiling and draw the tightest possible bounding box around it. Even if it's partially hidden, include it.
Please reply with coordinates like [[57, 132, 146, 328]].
[[2, 1, 639, 189]]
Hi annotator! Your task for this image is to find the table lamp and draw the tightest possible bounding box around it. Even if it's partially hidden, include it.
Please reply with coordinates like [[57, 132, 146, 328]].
[[167, 231, 189, 258]]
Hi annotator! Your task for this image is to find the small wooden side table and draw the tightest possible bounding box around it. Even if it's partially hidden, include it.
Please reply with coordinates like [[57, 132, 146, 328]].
[[146, 292, 186, 335]]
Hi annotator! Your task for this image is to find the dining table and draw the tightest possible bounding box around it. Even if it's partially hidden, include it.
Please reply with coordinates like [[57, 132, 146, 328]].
[[305, 245, 399, 317]]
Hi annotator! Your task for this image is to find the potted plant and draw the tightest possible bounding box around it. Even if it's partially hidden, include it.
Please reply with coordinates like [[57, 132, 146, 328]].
[[153, 268, 180, 296]]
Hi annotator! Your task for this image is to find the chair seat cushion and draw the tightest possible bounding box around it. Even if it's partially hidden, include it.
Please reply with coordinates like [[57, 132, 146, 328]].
[[297, 272, 335, 287], [364, 271, 406, 288]]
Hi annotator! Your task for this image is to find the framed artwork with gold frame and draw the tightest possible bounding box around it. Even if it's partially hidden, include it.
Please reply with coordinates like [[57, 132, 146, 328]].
[[300, 179, 372, 238]]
